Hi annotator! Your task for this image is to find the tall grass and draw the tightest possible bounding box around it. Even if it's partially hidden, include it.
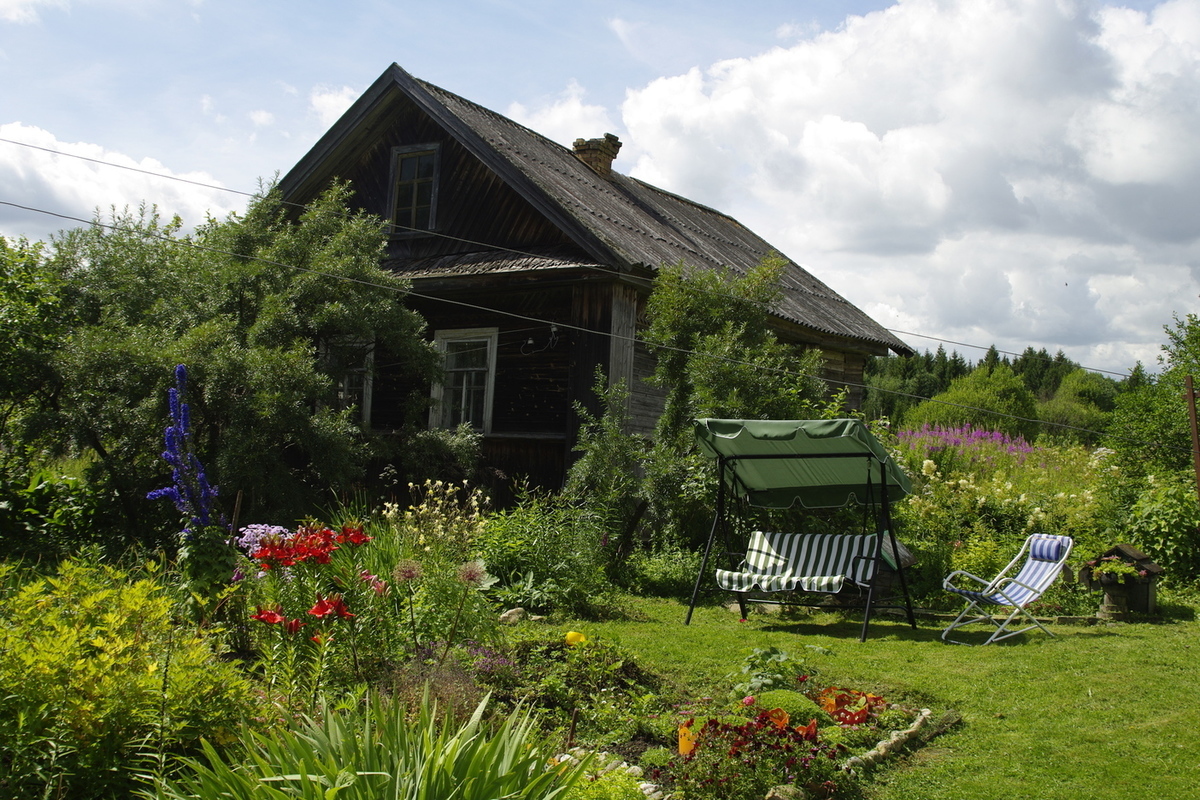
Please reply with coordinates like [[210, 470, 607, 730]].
[[146, 692, 595, 800]]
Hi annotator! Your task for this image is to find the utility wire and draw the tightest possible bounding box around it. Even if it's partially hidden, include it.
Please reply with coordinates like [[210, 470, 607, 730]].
[[0, 134, 1141, 380], [5, 195, 1176, 455]]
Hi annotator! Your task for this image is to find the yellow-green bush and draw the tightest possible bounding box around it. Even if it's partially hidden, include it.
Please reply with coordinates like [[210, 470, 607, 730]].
[[749, 689, 834, 728], [0, 559, 258, 799]]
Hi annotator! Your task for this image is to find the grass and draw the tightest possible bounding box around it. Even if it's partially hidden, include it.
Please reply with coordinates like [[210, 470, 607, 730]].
[[562, 595, 1200, 800]]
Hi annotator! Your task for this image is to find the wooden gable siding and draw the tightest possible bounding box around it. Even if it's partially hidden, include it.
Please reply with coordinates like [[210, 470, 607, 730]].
[[309, 93, 580, 264]]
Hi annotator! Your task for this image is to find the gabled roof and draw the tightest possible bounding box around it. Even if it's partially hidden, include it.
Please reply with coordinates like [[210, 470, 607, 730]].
[[279, 64, 913, 356]]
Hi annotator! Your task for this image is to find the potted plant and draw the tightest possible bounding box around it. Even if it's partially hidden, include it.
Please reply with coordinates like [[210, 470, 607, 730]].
[[1080, 556, 1147, 620], [1080, 556, 1145, 588]]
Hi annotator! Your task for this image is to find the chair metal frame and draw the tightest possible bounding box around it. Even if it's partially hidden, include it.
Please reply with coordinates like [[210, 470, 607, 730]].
[[941, 533, 1073, 645]]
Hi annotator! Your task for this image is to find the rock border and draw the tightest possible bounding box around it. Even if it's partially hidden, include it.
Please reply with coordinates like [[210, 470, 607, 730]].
[[841, 707, 933, 775]]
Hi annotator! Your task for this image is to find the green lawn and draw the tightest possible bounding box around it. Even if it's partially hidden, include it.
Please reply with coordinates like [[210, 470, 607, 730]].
[[565, 597, 1200, 800]]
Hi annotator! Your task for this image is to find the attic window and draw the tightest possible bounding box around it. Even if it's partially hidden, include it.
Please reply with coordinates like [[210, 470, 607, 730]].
[[389, 144, 439, 234]]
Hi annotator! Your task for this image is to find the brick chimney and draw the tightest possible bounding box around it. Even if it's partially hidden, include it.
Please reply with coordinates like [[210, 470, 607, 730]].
[[572, 133, 622, 178]]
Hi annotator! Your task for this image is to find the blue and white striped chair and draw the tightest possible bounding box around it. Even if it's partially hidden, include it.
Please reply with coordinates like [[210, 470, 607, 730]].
[[941, 533, 1073, 645]]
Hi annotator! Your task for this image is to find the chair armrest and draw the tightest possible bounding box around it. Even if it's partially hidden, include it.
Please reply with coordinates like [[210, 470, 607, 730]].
[[943, 570, 992, 591], [989, 576, 1042, 606]]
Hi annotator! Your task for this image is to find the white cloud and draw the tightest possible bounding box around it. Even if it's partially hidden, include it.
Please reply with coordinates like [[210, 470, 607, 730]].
[[616, 0, 1200, 373], [0, 0, 64, 23], [0, 122, 244, 243], [249, 109, 274, 127], [506, 80, 615, 148], [309, 85, 359, 127]]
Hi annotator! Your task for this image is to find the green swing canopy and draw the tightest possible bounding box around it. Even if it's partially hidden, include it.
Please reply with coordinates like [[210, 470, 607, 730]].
[[693, 418, 912, 509]]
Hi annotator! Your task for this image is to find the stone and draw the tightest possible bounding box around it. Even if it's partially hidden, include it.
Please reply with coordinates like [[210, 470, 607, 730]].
[[765, 785, 809, 800], [498, 607, 526, 625]]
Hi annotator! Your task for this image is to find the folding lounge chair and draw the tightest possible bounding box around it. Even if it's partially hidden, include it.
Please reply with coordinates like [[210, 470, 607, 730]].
[[941, 533, 1073, 645]]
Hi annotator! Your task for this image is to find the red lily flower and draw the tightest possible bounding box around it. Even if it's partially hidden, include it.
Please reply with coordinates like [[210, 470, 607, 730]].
[[250, 605, 285, 624], [309, 594, 355, 619], [284, 618, 306, 635], [339, 524, 371, 545]]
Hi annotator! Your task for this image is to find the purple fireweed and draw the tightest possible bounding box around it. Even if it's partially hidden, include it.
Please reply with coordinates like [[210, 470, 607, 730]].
[[898, 425, 1037, 476]]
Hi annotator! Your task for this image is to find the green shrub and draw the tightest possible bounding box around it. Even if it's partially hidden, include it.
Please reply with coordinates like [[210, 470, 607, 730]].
[[749, 690, 834, 728], [0, 559, 258, 799], [903, 365, 1039, 441], [563, 767, 646, 800], [0, 461, 121, 561], [618, 546, 702, 598], [730, 646, 813, 698], [476, 494, 613, 615], [1127, 471, 1200, 582], [148, 692, 595, 800], [480, 634, 664, 749], [639, 746, 673, 770]]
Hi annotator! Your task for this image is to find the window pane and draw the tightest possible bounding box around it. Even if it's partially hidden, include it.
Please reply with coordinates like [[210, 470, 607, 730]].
[[399, 155, 418, 181], [444, 369, 487, 427], [394, 183, 414, 210], [394, 150, 436, 231], [446, 340, 487, 370], [417, 153, 435, 179]]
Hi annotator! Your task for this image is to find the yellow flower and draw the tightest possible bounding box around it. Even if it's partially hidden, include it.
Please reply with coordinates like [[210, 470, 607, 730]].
[[678, 722, 697, 755], [565, 631, 587, 646]]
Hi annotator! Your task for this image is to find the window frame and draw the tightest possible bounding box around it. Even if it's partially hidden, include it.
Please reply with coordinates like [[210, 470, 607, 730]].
[[430, 327, 498, 433], [388, 143, 440, 236], [320, 337, 375, 426]]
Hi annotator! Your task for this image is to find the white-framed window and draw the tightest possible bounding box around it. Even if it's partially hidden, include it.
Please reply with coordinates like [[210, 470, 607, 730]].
[[322, 338, 374, 426], [431, 328, 497, 432], [389, 144, 439, 234]]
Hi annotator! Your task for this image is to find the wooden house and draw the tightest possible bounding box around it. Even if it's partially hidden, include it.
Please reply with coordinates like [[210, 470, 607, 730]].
[[278, 64, 913, 491]]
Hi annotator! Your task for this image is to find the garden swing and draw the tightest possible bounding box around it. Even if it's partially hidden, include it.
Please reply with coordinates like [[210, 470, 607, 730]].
[[684, 418, 917, 642]]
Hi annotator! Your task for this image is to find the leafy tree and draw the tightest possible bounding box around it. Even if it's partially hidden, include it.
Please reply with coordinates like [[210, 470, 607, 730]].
[[563, 370, 646, 554], [904, 363, 1039, 439], [643, 256, 827, 447], [29, 183, 440, 544], [1106, 313, 1200, 477], [634, 256, 830, 548], [0, 237, 65, 443], [863, 346, 971, 422], [1036, 368, 1116, 444]]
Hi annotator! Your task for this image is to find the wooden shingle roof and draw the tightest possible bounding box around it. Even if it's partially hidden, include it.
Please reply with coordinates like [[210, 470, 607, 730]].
[[280, 64, 913, 356]]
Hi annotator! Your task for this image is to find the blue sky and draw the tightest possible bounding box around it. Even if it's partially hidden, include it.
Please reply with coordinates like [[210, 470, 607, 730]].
[[0, 0, 1191, 374]]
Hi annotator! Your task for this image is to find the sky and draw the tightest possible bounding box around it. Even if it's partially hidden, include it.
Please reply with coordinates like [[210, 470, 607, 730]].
[[0, 0, 1193, 376]]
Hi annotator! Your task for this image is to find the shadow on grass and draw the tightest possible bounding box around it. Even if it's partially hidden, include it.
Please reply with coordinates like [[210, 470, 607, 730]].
[[753, 609, 1131, 645], [757, 614, 942, 642]]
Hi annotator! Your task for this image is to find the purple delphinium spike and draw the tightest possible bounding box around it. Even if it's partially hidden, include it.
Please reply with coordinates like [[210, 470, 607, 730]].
[[147, 364, 219, 537]]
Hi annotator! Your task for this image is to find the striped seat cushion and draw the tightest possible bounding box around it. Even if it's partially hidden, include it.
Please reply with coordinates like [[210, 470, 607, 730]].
[[716, 531, 879, 594]]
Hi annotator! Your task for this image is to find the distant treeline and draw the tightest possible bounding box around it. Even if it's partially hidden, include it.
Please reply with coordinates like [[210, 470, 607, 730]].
[[862, 345, 1148, 442]]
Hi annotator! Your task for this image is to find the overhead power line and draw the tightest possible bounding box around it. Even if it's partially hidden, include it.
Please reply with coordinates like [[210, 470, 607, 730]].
[[0, 134, 1142, 380], [4, 194, 1176, 457]]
